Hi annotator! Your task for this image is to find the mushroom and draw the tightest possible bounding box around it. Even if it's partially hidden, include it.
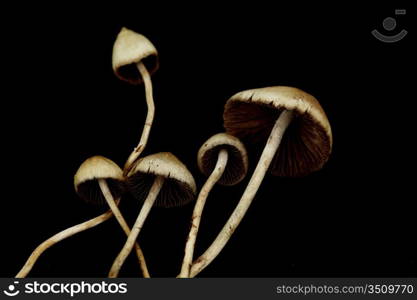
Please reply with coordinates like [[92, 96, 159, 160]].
[[190, 86, 332, 277], [112, 27, 159, 173], [108, 152, 196, 277], [16, 156, 149, 278], [74, 156, 150, 277], [179, 133, 248, 277]]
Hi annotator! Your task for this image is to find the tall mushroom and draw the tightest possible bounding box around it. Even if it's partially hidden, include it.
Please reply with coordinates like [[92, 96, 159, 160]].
[[179, 133, 248, 277], [190, 86, 332, 277], [108, 152, 196, 277], [16, 156, 149, 278], [112, 27, 159, 173]]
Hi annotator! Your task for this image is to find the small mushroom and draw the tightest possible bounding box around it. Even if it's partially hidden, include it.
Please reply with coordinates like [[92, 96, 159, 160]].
[[179, 133, 248, 277], [74, 156, 149, 277], [108, 152, 196, 277], [190, 86, 332, 277], [112, 27, 159, 173], [15, 156, 149, 278], [74, 156, 125, 205]]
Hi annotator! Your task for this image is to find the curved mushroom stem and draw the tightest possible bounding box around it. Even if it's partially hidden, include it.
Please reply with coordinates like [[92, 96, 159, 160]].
[[190, 110, 294, 277], [98, 179, 150, 278], [16, 208, 116, 278], [179, 149, 229, 278], [124, 62, 155, 175], [108, 176, 164, 278]]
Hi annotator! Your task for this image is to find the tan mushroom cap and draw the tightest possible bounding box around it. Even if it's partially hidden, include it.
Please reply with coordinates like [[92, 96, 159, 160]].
[[112, 27, 159, 85], [127, 152, 196, 208], [224, 86, 332, 177], [74, 156, 124, 204], [198, 133, 248, 186]]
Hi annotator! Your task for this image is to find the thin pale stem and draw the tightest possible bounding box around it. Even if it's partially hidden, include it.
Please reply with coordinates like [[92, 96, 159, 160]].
[[16, 208, 116, 278], [98, 179, 150, 278], [189, 110, 294, 277], [108, 176, 164, 278], [124, 62, 155, 175], [179, 149, 229, 278]]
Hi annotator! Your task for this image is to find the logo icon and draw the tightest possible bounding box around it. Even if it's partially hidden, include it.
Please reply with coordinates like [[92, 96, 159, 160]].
[[372, 9, 407, 43], [3, 281, 20, 297]]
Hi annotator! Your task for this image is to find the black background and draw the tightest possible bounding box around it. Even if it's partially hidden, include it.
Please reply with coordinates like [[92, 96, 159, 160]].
[[1, 3, 415, 277]]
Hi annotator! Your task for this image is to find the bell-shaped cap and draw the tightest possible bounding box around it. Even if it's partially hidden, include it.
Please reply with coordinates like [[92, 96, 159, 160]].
[[112, 27, 159, 85], [198, 133, 248, 185], [224, 86, 332, 177], [74, 156, 125, 205], [127, 152, 196, 208]]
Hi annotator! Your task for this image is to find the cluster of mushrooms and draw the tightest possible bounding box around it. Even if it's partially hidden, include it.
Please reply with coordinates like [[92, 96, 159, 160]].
[[16, 28, 332, 278]]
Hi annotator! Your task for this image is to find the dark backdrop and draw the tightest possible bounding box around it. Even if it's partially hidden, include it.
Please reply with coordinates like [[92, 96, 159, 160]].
[[1, 3, 415, 277]]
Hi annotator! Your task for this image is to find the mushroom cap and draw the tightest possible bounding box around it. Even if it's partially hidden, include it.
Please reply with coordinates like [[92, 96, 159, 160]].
[[197, 133, 248, 186], [112, 27, 159, 85], [127, 152, 196, 208], [74, 156, 125, 205], [224, 86, 332, 177]]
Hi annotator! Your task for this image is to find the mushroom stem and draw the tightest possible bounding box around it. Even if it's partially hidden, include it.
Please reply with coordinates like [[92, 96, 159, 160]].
[[190, 110, 294, 277], [98, 179, 150, 278], [179, 149, 229, 278], [108, 176, 164, 278], [124, 62, 155, 174], [16, 208, 116, 278]]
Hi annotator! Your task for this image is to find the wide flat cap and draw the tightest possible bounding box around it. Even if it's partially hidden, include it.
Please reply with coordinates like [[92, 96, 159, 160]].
[[224, 86, 332, 177]]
